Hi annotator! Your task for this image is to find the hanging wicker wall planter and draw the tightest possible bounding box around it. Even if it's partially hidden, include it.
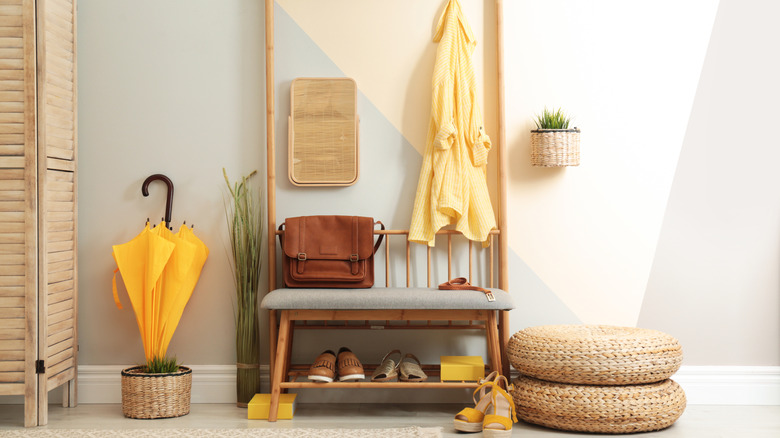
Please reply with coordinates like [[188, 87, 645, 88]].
[[531, 128, 580, 167], [121, 366, 192, 419]]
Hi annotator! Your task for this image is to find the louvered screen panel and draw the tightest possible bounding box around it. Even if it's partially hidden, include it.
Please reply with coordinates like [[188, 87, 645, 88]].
[[43, 168, 74, 386], [41, 0, 74, 162], [38, 0, 76, 390], [0, 0, 34, 403], [0, 168, 26, 391]]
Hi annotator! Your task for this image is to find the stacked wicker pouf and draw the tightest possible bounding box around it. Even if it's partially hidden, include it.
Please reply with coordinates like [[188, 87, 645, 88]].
[[507, 325, 686, 434]]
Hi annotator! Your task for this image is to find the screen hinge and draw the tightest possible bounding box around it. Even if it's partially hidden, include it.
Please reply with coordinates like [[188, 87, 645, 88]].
[[35, 360, 45, 374]]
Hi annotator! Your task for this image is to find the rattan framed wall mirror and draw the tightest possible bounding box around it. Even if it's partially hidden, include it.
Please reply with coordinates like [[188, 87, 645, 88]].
[[288, 77, 359, 186]]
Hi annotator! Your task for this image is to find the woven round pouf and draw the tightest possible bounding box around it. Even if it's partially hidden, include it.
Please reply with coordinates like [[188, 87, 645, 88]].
[[507, 325, 683, 385], [513, 375, 686, 434]]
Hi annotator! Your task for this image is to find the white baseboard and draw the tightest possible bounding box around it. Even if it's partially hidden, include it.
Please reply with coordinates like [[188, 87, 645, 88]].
[[78, 365, 242, 405], [2, 365, 778, 405], [77, 364, 780, 406], [670, 366, 780, 405]]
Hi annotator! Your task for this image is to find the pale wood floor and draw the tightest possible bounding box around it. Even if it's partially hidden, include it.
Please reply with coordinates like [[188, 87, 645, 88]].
[[0, 403, 779, 437]]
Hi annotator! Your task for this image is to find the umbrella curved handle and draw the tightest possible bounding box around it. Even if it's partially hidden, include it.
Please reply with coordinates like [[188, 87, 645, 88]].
[[142, 174, 174, 227]]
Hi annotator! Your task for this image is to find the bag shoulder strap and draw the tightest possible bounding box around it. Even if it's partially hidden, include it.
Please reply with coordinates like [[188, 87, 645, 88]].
[[373, 220, 385, 254]]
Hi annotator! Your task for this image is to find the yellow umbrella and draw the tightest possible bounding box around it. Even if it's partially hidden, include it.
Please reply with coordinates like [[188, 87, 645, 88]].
[[112, 220, 209, 362], [112, 222, 175, 360], [408, 0, 497, 247]]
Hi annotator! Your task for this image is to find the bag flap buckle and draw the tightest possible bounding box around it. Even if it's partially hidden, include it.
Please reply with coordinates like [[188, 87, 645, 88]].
[[350, 254, 359, 262], [297, 253, 307, 261]]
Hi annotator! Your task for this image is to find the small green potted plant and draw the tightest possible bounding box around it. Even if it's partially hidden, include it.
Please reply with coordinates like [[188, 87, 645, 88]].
[[531, 107, 580, 167]]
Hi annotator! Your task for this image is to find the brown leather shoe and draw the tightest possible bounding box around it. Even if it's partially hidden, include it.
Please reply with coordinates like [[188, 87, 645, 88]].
[[337, 347, 365, 381], [307, 350, 336, 383]]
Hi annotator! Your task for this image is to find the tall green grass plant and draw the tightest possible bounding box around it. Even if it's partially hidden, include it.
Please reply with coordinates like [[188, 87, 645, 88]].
[[223, 169, 263, 406]]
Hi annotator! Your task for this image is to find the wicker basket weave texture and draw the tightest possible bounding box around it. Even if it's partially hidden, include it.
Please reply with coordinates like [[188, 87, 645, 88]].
[[530, 129, 580, 167], [290, 78, 358, 185], [507, 325, 683, 385], [512, 375, 686, 434], [121, 366, 192, 419]]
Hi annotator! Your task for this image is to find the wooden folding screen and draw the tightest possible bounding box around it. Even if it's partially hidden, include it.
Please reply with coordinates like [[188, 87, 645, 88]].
[[0, 0, 77, 427]]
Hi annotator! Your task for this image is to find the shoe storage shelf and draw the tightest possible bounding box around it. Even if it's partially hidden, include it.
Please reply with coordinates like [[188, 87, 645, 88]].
[[0, 0, 79, 427], [262, 0, 512, 423]]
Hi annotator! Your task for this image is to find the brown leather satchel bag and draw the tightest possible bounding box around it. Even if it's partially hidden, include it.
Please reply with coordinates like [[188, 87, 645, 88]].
[[280, 216, 384, 288]]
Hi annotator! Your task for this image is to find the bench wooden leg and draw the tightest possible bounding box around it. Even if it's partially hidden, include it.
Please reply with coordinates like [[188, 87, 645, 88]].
[[499, 310, 510, 377], [269, 310, 291, 422], [282, 321, 295, 394], [486, 311, 501, 376], [268, 309, 278, 391]]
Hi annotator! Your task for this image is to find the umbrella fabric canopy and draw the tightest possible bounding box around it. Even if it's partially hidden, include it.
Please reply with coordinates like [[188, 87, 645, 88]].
[[112, 221, 208, 361], [112, 223, 175, 361], [409, 0, 496, 247], [158, 224, 209, 357]]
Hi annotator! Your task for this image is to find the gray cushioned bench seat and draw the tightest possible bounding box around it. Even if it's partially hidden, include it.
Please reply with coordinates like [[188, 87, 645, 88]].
[[261, 287, 514, 310]]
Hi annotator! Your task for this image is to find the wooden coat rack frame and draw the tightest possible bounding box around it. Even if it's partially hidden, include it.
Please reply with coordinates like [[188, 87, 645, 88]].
[[263, 0, 510, 421]]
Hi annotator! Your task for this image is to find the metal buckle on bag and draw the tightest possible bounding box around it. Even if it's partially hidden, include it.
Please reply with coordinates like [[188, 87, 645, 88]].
[[297, 253, 307, 261], [350, 254, 359, 262], [485, 292, 496, 302]]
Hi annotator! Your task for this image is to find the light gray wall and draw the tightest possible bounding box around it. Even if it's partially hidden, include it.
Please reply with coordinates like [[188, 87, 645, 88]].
[[78, 0, 265, 366]]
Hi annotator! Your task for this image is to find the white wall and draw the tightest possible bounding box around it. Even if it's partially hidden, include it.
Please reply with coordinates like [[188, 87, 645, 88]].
[[503, 0, 718, 327], [638, 0, 780, 366]]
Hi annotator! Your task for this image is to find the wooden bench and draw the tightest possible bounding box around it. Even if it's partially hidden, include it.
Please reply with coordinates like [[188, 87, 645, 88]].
[[262, 230, 514, 421]]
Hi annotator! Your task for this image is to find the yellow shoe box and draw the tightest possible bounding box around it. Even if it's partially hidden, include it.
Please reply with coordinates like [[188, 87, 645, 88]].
[[247, 393, 297, 420], [440, 356, 485, 382]]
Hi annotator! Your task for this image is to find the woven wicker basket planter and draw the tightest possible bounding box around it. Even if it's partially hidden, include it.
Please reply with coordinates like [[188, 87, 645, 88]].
[[513, 375, 686, 434], [531, 128, 580, 167], [507, 325, 683, 385], [121, 366, 192, 419]]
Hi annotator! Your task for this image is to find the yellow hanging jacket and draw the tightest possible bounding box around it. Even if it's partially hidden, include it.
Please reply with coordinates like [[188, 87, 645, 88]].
[[409, 0, 496, 247]]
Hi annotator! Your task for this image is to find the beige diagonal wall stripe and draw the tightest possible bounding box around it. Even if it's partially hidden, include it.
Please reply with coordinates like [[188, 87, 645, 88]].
[[277, 0, 718, 327]]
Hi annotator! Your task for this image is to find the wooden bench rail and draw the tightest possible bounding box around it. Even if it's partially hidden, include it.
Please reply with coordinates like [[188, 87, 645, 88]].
[[274, 228, 500, 289], [281, 381, 479, 389], [294, 322, 486, 330], [283, 363, 492, 388]]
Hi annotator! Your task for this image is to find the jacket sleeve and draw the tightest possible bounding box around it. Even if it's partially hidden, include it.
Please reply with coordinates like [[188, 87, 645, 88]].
[[432, 78, 457, 150]]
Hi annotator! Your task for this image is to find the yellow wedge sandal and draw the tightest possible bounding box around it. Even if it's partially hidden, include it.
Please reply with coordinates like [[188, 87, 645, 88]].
[[453, 371, 499, 433], [482, 375, 517, 437]]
